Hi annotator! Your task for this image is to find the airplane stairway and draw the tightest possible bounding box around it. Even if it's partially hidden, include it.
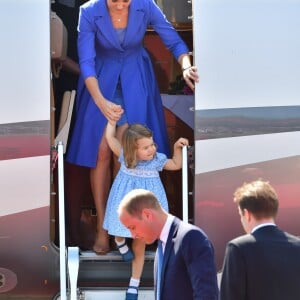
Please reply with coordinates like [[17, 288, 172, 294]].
[[54, 246, 155, 300], [55, 142, 156, 300]]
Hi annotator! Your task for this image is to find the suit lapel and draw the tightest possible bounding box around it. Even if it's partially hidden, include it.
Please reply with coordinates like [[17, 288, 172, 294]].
[[93, 0, 123, 50], [123, 0, 146, 46], [160, 218, 180, 286], [93, 0, 147, 50]]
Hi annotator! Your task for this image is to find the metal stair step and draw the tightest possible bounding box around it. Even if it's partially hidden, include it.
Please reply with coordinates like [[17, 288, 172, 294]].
[[55, 287, 155, 300], [79, 250, 155, 262]]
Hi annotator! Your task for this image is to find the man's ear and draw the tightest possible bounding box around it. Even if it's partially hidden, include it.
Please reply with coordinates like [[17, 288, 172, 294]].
[[142, 208, 153, 221], [243, 208, 252, 222]]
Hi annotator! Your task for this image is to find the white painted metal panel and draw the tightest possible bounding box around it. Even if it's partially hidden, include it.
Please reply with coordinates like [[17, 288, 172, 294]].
[[0, 0, 50, 124], [194, 0, 300, 110]]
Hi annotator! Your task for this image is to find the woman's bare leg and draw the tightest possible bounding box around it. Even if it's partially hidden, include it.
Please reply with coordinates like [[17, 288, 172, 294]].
[[91, 123, 128, 253], [91, 134, 112, 254]]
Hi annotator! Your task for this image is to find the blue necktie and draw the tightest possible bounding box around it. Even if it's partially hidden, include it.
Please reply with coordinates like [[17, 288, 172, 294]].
[[156, 240, 163, 300]]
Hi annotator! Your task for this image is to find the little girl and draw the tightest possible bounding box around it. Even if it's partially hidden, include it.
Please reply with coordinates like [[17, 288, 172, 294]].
[[103, 121, 189, 300]]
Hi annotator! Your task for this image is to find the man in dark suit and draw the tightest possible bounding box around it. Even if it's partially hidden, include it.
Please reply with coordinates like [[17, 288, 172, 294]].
[[220, 179, 300, 300], [118, 189, 219, 300]]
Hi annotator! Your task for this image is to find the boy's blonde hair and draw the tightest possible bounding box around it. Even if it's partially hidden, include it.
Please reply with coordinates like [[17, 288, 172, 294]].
[[122, 124, 154, 168]]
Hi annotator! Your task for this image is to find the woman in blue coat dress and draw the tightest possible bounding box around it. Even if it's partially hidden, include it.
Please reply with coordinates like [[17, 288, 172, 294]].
[[66, 0, 199, 255]]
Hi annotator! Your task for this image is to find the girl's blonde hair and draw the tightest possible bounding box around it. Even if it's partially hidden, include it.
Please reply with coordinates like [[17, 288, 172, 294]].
[[122, 124, 154, 168]]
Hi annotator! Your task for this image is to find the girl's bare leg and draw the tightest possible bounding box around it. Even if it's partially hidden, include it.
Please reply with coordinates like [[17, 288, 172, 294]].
[[131, 238, 146, 281], [125, 239, 145, 297], [91, 135, 112, 254]]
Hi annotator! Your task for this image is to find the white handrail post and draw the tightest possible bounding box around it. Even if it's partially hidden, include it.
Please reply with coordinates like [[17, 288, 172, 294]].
[[57, 141, 67, 300], [182, 145, 188, 223], [68, 246, 80, 300]]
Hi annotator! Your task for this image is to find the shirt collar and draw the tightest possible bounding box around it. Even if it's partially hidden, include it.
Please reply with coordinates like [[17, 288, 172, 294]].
[[251, 223, 276, 233], [159, 214, 174, 249]]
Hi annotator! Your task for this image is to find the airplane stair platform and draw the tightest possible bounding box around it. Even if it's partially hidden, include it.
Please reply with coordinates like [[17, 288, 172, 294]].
[[54, 247, 155, 300], [55, 288, 154, 300]]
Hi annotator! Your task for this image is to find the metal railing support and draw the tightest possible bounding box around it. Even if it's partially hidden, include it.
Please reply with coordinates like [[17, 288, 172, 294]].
[[57, 141, 67, 300], [182, 145, 188, 223]]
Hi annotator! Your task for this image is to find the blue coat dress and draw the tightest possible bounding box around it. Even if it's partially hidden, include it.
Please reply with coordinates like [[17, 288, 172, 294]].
[[66, 0, 189, 167]]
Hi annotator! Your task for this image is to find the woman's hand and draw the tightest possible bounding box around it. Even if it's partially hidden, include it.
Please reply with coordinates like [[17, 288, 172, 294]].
[[84, 77, 124, 123], [182, 66, 199, 91], [99, 98, 124, 124]]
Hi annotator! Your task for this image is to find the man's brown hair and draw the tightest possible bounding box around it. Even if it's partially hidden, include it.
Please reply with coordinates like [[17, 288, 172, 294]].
[[234, 179, 279, 219], [118, 189, 161, 219]]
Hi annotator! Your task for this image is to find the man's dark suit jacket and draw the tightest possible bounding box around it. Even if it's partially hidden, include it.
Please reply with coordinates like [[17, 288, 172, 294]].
[[154, 217, 219, 300], [220, 225, 300, 300]]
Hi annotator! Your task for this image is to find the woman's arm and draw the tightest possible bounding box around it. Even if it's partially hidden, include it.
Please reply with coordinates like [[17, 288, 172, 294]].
[[178, 53, 199, 91], [164, 137, 189, 170], [148, 2, 199, 90], [105, 121, 122, 157]]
